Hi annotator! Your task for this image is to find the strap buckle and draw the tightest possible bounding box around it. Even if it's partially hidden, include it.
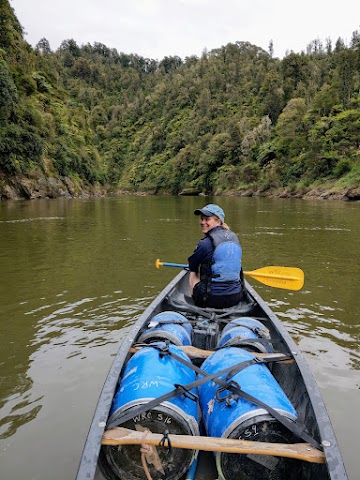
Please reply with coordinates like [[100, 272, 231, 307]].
[[173, 384, 198, 402], [215, 381, 241, 405]]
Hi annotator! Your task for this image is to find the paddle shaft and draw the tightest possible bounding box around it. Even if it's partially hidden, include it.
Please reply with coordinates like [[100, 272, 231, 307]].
[[158, 261, 297, 280], [185, 455, 198, 480], [155, 259, 304, 290], [159, 262, 299, 280], [102, 427, 325, 464], [161, 262, 188, 268]]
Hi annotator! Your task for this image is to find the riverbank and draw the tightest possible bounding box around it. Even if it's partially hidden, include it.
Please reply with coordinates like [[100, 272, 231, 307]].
[[221, 185, 360, 201], [1, 172, 359, 201]]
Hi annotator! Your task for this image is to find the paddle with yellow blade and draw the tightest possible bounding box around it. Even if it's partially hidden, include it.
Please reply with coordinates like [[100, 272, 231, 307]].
[[155, 259, 304, 291]]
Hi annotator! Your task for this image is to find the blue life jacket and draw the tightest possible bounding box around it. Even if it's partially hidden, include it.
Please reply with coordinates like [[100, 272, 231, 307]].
[[202, 228, 242, 284]]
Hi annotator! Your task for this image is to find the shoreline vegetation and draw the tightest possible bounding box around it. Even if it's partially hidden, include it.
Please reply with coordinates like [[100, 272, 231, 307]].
[[1, 1, 360, 202]]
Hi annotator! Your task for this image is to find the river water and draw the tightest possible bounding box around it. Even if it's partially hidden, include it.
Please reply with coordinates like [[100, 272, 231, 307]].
[[0, 196, 359, 479]]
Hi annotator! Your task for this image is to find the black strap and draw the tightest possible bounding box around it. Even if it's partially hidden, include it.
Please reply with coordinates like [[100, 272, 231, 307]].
[[166, 346, 322, 450], [229, 323, 269, 339], [217, 337, 283, 348], [107, 344, 322, 450], [107, 350, 261, 429], [226, 382, 321, 448], [150, 319, 195, 327], [163, 343, 266, 381], [109, 344, 282, 426], [168, 347, 322, 450]]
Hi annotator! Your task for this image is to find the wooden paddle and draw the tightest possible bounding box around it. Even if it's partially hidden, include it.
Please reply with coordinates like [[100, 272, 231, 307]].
[[155, 259, 304, 291], [102, 427, 325, 464]]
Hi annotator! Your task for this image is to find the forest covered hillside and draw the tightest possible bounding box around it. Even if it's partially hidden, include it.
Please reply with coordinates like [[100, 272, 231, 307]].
[[1, 0, 360, 200]]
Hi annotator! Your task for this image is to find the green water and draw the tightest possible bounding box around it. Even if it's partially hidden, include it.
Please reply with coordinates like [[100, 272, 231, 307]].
[[0, 196, 359, 479]]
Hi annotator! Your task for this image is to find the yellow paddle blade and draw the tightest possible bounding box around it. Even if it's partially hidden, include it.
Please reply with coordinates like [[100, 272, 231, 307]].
[[244, 266, 304, 291]]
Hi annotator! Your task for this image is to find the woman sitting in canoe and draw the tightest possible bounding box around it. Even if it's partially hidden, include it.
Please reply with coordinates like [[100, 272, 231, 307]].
[[188, 203, 243, 308]]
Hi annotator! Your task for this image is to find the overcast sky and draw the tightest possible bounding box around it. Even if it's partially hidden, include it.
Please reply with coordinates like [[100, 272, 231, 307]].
[[10, 0, 360, 60]]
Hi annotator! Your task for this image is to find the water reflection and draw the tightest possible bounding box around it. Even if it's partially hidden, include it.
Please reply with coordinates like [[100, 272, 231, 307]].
[[0, 280, 151, 442], [0, 217, 65, 224], [0, 397, 42, 439], [268, 295, 360, 378]]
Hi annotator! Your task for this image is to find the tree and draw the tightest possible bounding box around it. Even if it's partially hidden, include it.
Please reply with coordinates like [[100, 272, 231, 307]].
[[159, 56, 183, 73], [336, 50, 355, 106], [281, 53, 310, 101], [0, 124, 44, 173], [59, 39, 81, 57], [274, 97, 308, 178], [268, 40, 274, 58], [259, 69, 284, 122], [35, 38, 51, 55], [0, 59, 18, 121]]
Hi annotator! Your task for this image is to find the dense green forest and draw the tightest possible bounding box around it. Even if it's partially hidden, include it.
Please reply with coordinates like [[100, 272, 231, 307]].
[[1, 0, 360, 200]]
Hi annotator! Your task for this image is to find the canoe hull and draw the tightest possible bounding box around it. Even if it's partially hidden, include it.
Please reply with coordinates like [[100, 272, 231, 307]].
[[76, 270, 348, 480]]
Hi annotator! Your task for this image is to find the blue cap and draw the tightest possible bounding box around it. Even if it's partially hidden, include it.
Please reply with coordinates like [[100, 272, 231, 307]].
[[194, 204, 225, 223]]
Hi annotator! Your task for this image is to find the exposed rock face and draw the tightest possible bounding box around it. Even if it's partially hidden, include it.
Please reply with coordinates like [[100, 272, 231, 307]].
[[0, 173, 108, 200], [226, 186, 360, 201], [301, 187, 360, 201], [345, 188, 360, 201]]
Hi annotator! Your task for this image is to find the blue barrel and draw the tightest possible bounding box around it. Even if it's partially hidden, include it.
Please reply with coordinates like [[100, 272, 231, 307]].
[[138, 311, 192, 346], [219, 317, 272, 353], [198, 347, 298, 480], [102, 344, 199, 480]]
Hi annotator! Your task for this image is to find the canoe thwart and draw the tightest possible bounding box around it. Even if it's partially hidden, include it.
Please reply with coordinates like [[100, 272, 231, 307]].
[[102, 427, 325, 464], [130, 345, 295, 363]]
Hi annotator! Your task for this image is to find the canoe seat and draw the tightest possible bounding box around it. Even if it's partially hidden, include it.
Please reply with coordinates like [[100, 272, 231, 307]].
[[166, 291, 256, 317]]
